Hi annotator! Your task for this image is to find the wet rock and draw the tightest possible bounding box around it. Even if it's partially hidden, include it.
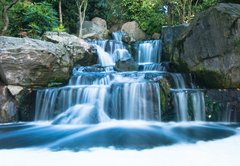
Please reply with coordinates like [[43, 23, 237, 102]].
[[115, 59, 138, 72], [205, 89, 240, 122], [152, 33, 161, 40], [161, 24, 189, 60], [173, 3, 240, 88], [0, 86, 17, 123]]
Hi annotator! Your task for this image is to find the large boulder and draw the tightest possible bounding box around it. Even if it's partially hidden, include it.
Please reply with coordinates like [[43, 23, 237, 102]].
[[172, 3, 240, 88], [0, 35, 97, 87], [0, 86, 17, 123], [0, 36, 69, 87], [81, 17, 109, 39], [121, 21, 147, 42], [43, 32, 97, 66]]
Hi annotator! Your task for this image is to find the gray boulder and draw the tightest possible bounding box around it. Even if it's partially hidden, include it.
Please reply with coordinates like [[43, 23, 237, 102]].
[[0, 35, 97, 87], [172, 3, 240, 88], [81, 17, 109, 39], [121, 21, 147, 42], [0, 36, 70, 87], [43, 31, 97, 66]]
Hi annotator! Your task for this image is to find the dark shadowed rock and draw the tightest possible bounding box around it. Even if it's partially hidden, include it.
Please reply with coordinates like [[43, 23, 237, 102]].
[[0, 86, 17, 123], [172, 3, 240, 88], [161, 24, 189, 60], [205, 89, 240, 122]]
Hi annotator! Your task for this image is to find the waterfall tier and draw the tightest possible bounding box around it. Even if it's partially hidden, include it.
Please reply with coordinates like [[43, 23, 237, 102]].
[[35, 31, 206, 124]]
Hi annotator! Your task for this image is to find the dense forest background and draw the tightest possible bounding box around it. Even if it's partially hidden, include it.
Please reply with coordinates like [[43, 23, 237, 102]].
[[0, 0, 239, 38]]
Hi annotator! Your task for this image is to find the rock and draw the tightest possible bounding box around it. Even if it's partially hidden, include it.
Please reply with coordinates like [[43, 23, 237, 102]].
[[0, 86, 18, 123], [152, 33, 161, 40], [109, 24, 122, 33], [115, 59, 138, 72], [0, 36, 70, 87], [16, 88, 36, 122], [81, 18, 109, 39], [91, 17, 107, 29], [42, 31, 79, 43], [42, 32, 97, 66], [7, 85, 23, 96], [121, 21, 147, 42], [173, 3, 240, 88], [205, 89, 240, 122], [0, 35, 97, 87], [161, 24, 189, 60]]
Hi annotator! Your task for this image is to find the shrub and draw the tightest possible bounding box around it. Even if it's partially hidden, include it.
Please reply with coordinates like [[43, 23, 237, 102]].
[[10, 2, 58, 38]]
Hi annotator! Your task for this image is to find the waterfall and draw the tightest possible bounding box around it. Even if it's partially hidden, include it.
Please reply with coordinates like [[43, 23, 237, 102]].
[[171, 89, 205, 121], [111, 82, 161, 120], [94, 45, 115, 66], [35, 31, 207, 124], [112, 31, 125, 41], [35, 85, 110, 122], [136, 40, 162, 63]]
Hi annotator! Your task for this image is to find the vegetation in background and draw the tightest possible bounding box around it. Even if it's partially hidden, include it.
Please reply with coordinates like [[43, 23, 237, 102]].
[[75, 0, 88, 37], [0, 0, 19, 35], [9, 1, 58, 38], [1, 0, 240, 37]]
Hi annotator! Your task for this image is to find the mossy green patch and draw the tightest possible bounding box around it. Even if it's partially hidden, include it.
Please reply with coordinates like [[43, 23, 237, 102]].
[[193, 70, 229, 89]]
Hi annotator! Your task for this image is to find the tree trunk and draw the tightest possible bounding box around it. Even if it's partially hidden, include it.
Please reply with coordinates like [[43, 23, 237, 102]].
[[76, 0, 88, 38], [1, 0, 19, 35], [58, 0, 63, 26]]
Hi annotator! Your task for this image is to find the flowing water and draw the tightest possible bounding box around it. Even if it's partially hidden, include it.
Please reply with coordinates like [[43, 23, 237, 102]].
[[0, 31, 239, 165]]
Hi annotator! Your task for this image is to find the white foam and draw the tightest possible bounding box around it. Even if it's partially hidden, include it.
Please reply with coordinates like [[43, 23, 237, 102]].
[[0, 135, 240, 166]]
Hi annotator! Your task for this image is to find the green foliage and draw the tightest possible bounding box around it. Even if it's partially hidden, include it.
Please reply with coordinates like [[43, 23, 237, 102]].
[[194, 0, 219, 13], [9, 1, 58, 38], [3, 0, 225, 37], [105, 0, 167, 35], [52, 24, 66, 32]]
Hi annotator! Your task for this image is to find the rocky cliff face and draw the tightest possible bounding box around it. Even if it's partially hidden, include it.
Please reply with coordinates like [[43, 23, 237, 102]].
[[172, 3, 240, 88]]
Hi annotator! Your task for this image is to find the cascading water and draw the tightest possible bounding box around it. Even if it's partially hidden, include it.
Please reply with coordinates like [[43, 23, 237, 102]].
[[135, 40, 162, 63], [0, 31, 239, 162], [35, 32, 206, 123]]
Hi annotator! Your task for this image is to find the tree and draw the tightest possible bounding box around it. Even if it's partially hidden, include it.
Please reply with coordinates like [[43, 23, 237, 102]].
[[58, 0, 63, 26], [75, 0, 88, 37], [1, 0, 19, 35], [9, 1, 58, 37], [165, 0, 222, 25]]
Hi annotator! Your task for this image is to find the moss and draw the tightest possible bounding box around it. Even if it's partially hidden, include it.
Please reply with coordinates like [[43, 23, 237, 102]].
[[171, 60, 190, 73], [193, 70, 229, 89], [158, 78, 177, 121], [159, 79, 170, 112], [234, 37, 240, 55]]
